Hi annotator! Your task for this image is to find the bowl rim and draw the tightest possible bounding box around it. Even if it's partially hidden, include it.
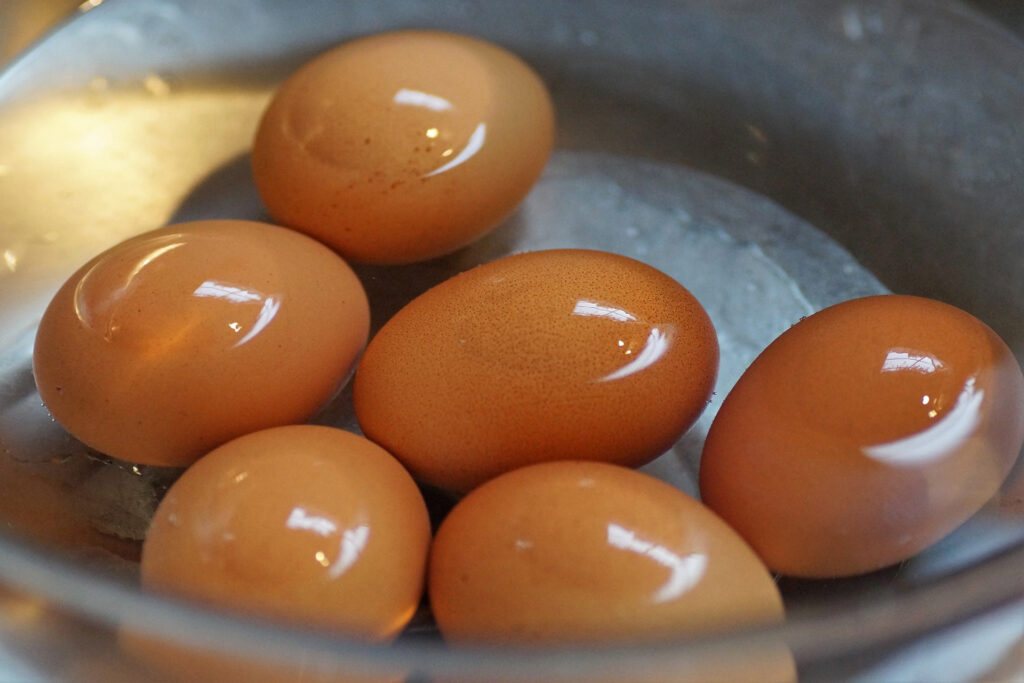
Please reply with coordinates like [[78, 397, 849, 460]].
[[0, 527, 1021, 677]]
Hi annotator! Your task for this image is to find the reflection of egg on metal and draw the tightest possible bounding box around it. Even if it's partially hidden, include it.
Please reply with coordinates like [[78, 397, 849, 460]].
[[252, 30, 555, 264], [700, 295, 1024, 578], [141, 426, 430, 639], [429, 461, 788, 652], [32, 220, 369, 467], [354, 248, 718, 492]]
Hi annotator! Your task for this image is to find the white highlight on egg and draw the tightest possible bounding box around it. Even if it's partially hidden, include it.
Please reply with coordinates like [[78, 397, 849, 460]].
[[572, 299, 637, 323], [601, 327, 673, 382], [881, 350, 945, 374], [286, 506, 338, 537], [606, 523, 708, 603], [329, 524, 371, 579], [285, 507, 371, 578], [192, 281, 282, 347], [864, 377, 984, 466], [193, 281, 262, 303], [235, 296, 281, 347], [393, 88, 453, 112], [424, 123, 486, 177]]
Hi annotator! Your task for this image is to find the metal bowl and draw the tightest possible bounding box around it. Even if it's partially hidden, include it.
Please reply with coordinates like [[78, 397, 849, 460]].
[[0, 1, 1022, 680]]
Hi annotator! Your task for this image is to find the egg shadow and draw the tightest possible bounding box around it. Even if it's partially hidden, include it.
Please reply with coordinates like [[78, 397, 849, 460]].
[[349, 204, 531, 335], [169, 150, 532, 336], [169, 152, 269, 225]]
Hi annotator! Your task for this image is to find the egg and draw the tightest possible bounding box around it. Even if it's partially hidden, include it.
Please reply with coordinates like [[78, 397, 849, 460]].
[[251, 30, 554, 265], [353, 248, 719, 492], [428, 461, 787, 645], [32, 220, 369, 468], [140, 425, 430, 639], [699, 294, 1024, 578]]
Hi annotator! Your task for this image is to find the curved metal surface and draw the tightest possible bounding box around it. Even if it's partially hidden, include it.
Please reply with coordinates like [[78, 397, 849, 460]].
[[0, 0, 1022, 680]]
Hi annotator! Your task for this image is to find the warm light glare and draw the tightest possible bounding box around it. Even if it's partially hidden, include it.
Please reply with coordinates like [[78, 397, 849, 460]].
[[0, 593, 46, 625], [0, 88, 270, 295], [143, 74, 171, 97]]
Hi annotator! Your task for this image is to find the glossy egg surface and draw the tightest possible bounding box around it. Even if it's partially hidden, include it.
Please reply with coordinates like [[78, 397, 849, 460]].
[[141, 425, 430, 640], [252, 30, 555, 265], [700, 295, 1024, 577], [353, 248, 719, 492], [428, 461, 785, 643], [33, 220, 370, 467]]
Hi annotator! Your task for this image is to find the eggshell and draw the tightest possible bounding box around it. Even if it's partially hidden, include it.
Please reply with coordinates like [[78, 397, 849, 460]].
[[33, 220, 370, 467], [140, 425, 430, 640], [699, 295, 1024, 578], [353, 248, 719, 492], [252, 30, 555, 264], [428, 461, 786, 643]]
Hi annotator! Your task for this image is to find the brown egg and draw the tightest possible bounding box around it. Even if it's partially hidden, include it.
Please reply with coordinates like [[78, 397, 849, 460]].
[[140, 425, 430, 640], [251, 30, 554, 265], [32, 220, 369, 468], [353, 249, 719, 492], [428, 461, 786, 644], [700, 295, 1024, 578]]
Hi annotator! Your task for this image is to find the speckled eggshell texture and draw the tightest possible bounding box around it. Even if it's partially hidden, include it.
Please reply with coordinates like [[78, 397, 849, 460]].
[[252, 30, 555, 265], [353, 248, 719, 492]]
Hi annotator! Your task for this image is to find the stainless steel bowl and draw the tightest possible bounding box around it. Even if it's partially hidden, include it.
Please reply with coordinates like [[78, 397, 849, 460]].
[[0, 1, 1022, 680]]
